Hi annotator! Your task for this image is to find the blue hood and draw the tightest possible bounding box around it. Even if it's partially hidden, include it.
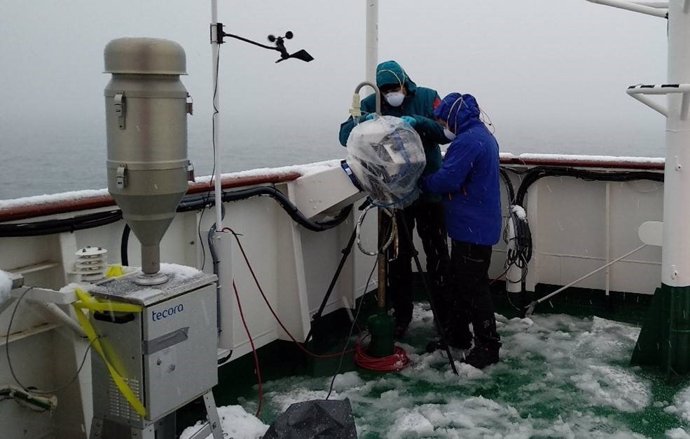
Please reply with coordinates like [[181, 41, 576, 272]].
[[376, 60, 418, 94], [433, 93, 481, 134]]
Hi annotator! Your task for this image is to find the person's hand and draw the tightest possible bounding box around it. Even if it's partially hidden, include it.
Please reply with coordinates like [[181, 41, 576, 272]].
[[401, 115, 417, 127]]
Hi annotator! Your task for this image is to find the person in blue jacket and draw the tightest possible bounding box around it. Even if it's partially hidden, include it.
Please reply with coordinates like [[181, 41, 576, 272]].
[[339, 60, 450, 339], [420, 92, 502, 369]]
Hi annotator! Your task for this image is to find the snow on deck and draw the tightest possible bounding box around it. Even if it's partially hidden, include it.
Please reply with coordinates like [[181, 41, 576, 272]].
[[179, 304, 690, 438]]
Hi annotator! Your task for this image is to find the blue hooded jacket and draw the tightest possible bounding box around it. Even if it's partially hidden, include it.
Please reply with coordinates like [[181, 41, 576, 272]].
[[421, 93, 502, 246]]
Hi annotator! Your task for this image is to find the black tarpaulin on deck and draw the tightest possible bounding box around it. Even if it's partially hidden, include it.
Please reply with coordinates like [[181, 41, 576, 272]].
[[262, 399, 357, 439]]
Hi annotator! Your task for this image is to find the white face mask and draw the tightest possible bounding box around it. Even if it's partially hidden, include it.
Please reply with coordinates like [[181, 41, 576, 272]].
[[443, 127, 456, 140], [385, 91, 405, 107]]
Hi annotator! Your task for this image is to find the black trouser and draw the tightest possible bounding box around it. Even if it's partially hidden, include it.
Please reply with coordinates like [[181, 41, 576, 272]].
[[384, 200, 449, 329], [447, 241, 500, 349]]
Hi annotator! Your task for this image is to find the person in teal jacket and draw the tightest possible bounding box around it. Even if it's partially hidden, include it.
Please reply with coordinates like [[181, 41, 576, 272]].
[[339, 60, 452, 340]]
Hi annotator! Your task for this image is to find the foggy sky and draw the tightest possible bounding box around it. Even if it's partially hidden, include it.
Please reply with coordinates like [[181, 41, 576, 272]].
[[0, 0, 669, 197]]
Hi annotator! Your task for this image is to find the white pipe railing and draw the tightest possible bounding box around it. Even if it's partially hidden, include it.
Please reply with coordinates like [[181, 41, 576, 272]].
[[627, 84, 690, 119], [526, 244, 647, 315], [634, 1, 668, 8], [586, 0, 668, 17]]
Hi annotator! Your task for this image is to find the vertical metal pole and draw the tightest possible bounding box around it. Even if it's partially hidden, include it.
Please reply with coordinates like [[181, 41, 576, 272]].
[[662, 2, 690, 288], [605, 182, 611, 296], [661, 1, 690, 374], [211, 0, 223, 231], [377, 213, 387, 310], [365, 0, 378, 84], [209, 0, 234, 350], [365, 0, 384, 310], [632, 2, 690, 374]]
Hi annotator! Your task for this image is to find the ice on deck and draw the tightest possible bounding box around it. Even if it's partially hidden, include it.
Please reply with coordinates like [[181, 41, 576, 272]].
[[179, 304, 690, 438]]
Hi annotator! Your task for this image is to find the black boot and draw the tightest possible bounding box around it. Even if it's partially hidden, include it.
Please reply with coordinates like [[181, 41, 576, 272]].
[[465, 314, 501, 369], [463, 344, 500, 369], [425, 334, 472, 353]]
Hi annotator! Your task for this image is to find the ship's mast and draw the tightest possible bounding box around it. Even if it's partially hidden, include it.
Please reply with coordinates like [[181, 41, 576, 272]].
[[589, 0, 690, 376], [365, 0, 378, 84]]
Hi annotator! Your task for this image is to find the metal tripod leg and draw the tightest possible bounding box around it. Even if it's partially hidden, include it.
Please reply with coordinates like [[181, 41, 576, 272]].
[[187, 391, 223, 439], [305, 226, 358, 344], [305, 198, 373, 344], [397, 213, 459, 375]]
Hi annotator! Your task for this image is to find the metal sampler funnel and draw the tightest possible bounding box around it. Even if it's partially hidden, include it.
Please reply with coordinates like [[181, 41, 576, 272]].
[[104, 38, 192, 285]]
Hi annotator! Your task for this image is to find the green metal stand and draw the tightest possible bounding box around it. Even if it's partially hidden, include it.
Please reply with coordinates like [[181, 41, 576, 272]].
[[366, 311, 395, 357], [631, 284, 690, 376]]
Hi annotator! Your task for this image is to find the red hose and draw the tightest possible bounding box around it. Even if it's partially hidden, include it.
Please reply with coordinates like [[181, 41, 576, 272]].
[[354, 338, 410, 372]]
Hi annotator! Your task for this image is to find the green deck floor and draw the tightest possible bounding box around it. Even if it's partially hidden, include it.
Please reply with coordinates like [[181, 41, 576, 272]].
[[180, 283, 690, 438]]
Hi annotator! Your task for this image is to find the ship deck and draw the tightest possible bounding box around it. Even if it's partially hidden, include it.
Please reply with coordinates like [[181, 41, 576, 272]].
[[179, 284, 690, 438]]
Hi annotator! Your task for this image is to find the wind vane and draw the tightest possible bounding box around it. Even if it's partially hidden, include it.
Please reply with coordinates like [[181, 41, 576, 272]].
[[212, 24, 314, 63]]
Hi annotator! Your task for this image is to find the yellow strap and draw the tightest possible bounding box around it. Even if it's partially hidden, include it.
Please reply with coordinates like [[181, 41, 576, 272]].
[[73, 288, 147, 417], [73, 301, 143, 313], [105, 264, 126, 278], [74, 288, 143, 313]]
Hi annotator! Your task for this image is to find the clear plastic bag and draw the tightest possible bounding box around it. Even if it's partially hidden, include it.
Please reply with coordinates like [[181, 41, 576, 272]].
[[345, 115, 426, 208]]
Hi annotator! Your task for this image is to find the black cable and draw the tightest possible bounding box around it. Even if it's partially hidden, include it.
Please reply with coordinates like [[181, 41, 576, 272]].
[[115, 187, 350, 265], [499, 168, 515, 204], [197, 206, 209, 271], [514, 166, 663, 207], [207, 222, 223, 334], [0, 210, 122, 237], [499, 165, 662, 302], [503, 207, 532, 287], [219, 186, 352, 232], [120, 224, 130, 266], [5, 288, 34, 393], [505, 209, 532, 270], [5, 288, 95, 395], [326, 256, 377, 400], [1, 166, 660, 239], [507, 165, 661, 265]]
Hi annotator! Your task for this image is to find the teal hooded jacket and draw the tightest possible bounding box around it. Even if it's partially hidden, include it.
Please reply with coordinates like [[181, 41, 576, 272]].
[[338, 61, 448, 187]]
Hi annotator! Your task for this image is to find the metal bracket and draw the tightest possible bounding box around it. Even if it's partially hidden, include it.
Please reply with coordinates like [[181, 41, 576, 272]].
[[186, 93, 193, 115], [116, 164, 127, 189], [210, 23, 224, 44], [186, 160, 195, 182], [114, 92, 127, 129], [186, 391, 223, 439], [627, 83, 690, 119]]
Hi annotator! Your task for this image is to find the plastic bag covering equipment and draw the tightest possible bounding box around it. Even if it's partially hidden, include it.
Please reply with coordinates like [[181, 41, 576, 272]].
[[262, 399, 357, 439], [345, 116, 426, 208]]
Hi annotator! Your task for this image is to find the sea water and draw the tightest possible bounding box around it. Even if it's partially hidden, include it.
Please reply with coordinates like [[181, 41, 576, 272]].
[[179, 303, 690, 439], [0, 117, 666, 201], [0, 122, 345, 200]]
